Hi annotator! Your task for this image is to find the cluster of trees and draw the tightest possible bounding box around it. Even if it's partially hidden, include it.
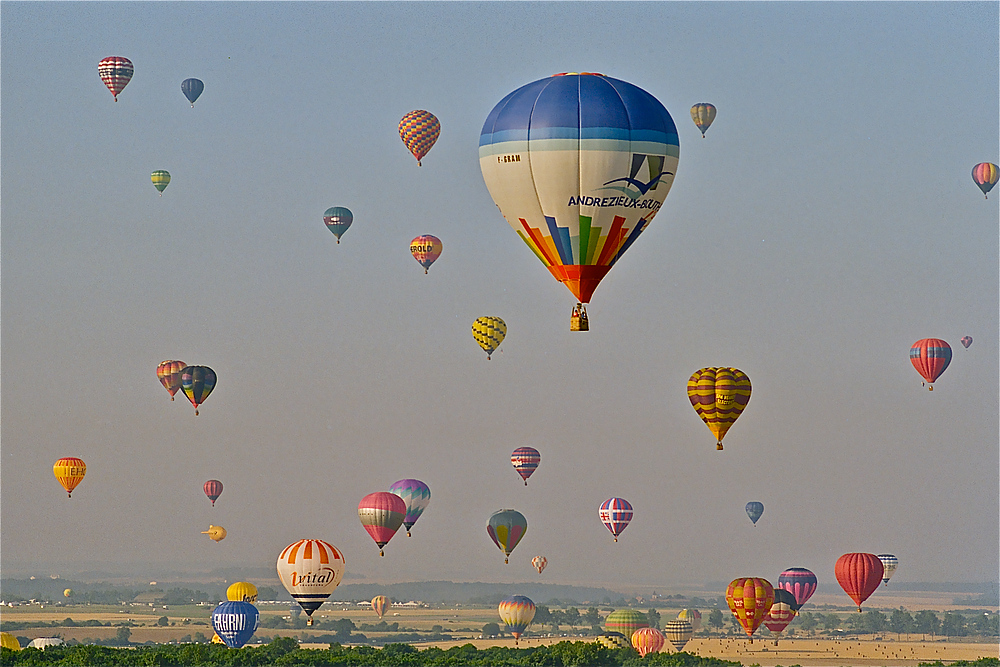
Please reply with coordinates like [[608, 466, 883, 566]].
[[4, 639, 1000, 667], [777, 609, 998, 638], [531, 606, 602, 632]]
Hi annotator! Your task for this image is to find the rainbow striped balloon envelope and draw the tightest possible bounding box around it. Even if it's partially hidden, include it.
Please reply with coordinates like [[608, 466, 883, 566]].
[[399, 110, 440, 166], [599, 497, 633, 542], [156, 360, 186, 400], [632, 627, 665, 656], [510, 446, 540, 485]]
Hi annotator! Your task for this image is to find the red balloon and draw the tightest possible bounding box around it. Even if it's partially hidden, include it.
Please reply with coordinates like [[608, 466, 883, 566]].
[[909, 338, 952, 390], [835, 553, 884, 611], [204, 479, 223, 507]]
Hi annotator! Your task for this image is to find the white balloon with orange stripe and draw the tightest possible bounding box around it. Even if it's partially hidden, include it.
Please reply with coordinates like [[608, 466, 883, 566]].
[[276, 539, 345, 625]]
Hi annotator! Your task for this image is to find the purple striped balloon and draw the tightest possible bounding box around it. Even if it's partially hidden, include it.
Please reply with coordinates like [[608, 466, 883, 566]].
[[777, 568, 817, 611]]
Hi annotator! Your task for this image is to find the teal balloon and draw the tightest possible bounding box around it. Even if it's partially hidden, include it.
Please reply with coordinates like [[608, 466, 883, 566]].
[[323, 207, 353, 243]]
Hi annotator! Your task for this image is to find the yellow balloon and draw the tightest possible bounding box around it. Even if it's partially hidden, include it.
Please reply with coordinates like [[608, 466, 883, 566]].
[[227, 581, 258, 602], [201, 525, 227, 542], [211, 633, 225, 644], [53, 457, 86, 498], [1, 632, 21, 651], [472, 317, 506, 360], [687, 367, 751, 450], [63, 589, 73, 598]]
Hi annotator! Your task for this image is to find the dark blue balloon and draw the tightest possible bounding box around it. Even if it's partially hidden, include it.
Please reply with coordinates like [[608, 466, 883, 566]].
[[181, 78, 204, 106], [211, 600, 259, 648], [745, 501, 764, 525]]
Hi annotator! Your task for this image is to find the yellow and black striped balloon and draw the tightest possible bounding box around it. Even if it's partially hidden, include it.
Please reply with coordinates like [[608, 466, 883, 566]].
[[687, 367, 751, 450], [472, 317, 506, 360]]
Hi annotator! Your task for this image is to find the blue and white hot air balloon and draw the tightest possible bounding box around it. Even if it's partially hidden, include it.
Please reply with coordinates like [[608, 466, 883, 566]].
[[211, 600, 259, 648], [479, 72, 679, 328], [181, 78, 204, 107], [745, 501, 764, 526]]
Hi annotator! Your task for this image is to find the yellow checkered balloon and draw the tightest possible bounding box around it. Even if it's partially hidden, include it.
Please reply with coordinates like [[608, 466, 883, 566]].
[[472, 317, 506, 359]]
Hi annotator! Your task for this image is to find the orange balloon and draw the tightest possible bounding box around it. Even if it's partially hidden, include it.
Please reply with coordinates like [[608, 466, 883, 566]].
[[53, 457, 86, 498]]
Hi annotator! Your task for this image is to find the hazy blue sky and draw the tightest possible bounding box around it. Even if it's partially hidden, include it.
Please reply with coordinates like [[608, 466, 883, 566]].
[[2, 2, 997, 593]]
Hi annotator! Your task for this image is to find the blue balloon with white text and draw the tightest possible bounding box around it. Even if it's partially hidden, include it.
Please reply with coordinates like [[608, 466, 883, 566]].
[[211, 600, 259, 648]]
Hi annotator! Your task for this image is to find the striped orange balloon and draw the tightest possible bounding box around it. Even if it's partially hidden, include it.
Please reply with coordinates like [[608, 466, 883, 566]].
[[53, 457, 86, 498], [687, 367, 752, 450], [631, 627, 665, 656], [726, 577, 774, 639]]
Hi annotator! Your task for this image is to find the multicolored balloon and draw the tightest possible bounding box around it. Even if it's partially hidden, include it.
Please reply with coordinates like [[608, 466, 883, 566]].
[[961, 336, 973, 349], [181, 78, 204, 107], [204, 479, 223, 507], [835, 552, 884, 611], [399, 110, 440, 166], [151, 170, 170, 195], [599, 497, 633, 542], [64, 589, 73, 598], [202, 525, 226, 542], [677, 608, 702, 631], [909, 339, 952, 390], [156, 360, 186, 400], [53, 457, 86, 498], [510, 446, 540, 485], [388, 479, 431, 537], [358, 492, 406, 556], [663, 619, 693, 651], [688, 367, 752, 450], [181, 365, 216, 415], [531, 555, 547, 574], [972, 162, 999, 198], [372, 595, 390, 619], [211, 600, 259, 648], [777, 568, 817, 611], [323, 207, 353, 244], [410, 235, 442, 273], [227, 582, 258, 603], [498, 595, 535, 643], [762, 588, 797, 637], [746, 501, 764, 526], [604, 609, 648, 641], [487, 509, 527, 563], [479, 73, 679, 327], [877, 554, 898, 585], [631, 627, 665, 656], [472, 317, 506, 360], [690, 103, 717, 137], [276, 539, 346, 625], [726, 577, 774, 639], [98, 56, 133, 101]]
